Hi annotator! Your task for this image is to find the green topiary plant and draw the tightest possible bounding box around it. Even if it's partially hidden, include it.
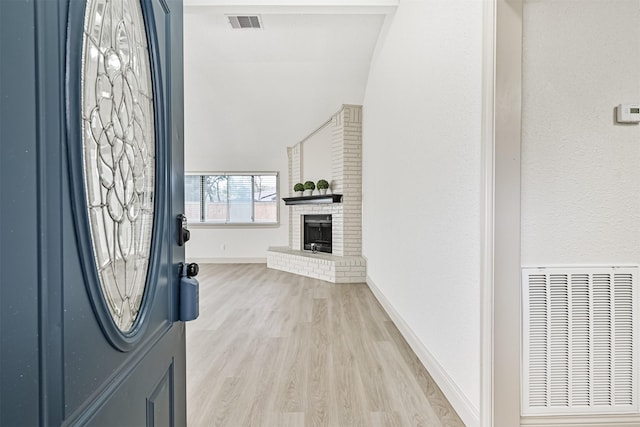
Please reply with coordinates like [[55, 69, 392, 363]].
[[316, 179, 329, 190], [293, 183, 304, 192], [303, 181, 315, 190]]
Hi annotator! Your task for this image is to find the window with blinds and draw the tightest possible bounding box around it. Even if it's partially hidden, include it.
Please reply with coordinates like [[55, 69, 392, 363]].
[[185, 173, 279, 224]]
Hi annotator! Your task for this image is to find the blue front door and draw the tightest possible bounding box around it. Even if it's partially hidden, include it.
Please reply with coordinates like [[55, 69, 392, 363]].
[[0, 0, 187, 425]]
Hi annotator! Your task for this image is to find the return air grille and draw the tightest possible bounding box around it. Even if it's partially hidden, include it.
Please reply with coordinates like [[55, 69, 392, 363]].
[[227, 15, 262, 29], [522, 267, 638, 416]]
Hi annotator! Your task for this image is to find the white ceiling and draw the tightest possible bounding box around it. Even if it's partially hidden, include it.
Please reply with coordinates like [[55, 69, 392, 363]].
[[183, 2, 394, 172], [185, 13, 384, 63], [183, 0, 397, 12]]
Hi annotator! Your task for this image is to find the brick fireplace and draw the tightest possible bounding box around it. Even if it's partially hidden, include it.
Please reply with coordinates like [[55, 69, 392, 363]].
[[267, 105, 366, 283]]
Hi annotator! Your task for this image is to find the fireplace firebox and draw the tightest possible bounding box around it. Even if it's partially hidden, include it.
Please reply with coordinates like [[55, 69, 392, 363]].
[[303, 215, 332, 254]]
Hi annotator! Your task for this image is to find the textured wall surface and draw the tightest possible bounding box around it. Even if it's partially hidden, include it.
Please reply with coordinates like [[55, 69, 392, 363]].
[[362, 0, 483, 420], [521, 0, 640, 266]]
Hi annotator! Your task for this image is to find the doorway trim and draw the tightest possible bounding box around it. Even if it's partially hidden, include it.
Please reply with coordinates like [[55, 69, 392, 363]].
[[482, 0, 524, 426], [480, 0, 496, 425]]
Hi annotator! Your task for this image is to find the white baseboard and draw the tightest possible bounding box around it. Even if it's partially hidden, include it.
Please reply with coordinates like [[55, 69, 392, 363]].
[[365, 275, 480, 427], [521, 415, 640, 427], [187, 257, 266, 264]]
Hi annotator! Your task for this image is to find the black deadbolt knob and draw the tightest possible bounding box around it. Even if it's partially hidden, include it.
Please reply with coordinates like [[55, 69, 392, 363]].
[[187, 262, 199, 277]]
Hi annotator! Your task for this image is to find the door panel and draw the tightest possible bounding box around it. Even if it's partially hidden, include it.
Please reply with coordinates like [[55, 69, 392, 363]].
[[74, 327, 183, 426], [0, 0, 186, 425], [0, 0, 41, 411], [147, 363, 175, 427]]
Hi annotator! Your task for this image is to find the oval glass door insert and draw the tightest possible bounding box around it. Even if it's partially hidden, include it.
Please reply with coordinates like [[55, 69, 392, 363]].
[[81, 0, 156, 332]]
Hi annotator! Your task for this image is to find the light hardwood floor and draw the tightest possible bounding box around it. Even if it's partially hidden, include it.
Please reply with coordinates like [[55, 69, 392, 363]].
[[186, 264, 465, 427]]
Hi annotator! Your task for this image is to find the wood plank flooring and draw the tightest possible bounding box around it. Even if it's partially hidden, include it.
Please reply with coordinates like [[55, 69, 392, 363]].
[[186, 264, 465, 427]]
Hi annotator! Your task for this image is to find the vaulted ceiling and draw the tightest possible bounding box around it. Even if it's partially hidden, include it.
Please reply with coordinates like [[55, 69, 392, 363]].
[[183, 0, 396, 171]]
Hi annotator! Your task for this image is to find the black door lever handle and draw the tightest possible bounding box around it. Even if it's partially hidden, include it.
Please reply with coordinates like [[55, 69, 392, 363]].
[[177, 214, 190, 246]]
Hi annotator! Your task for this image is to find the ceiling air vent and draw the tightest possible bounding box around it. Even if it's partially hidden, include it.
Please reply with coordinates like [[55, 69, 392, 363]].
[[227, 15, 263, 29]]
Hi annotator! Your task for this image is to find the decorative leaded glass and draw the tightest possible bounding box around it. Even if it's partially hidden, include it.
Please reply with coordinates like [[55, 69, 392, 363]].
[[81, 0, 155, 332]]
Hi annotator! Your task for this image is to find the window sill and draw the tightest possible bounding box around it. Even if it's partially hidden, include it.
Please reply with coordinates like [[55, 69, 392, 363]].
[[188, 222, 280, 229]]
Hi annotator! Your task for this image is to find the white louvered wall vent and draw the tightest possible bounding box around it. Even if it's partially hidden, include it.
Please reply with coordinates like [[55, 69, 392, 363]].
[[227, 15, 263, 29], [522, 267, 639, 416]]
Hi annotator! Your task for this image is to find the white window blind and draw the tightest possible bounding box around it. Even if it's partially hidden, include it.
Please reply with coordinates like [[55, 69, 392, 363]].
[[227, 175, 252, 223]]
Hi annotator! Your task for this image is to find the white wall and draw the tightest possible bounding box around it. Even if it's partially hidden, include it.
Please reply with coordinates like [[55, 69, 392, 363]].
[[362, 1, 483, 424], [186, 224, 284, 262], [302, 124, 333, 188], [521, 0, 640, 266]]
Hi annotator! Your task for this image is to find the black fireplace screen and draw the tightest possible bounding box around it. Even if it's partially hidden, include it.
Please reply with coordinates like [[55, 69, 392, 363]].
[[303, 215, 332, 254]]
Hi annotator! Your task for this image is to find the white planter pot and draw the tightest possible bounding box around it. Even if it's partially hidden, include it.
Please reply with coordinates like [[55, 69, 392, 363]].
[[318, 188, 327, 195], [303, 189, 313, 196], [295, 191, 303, 197]]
